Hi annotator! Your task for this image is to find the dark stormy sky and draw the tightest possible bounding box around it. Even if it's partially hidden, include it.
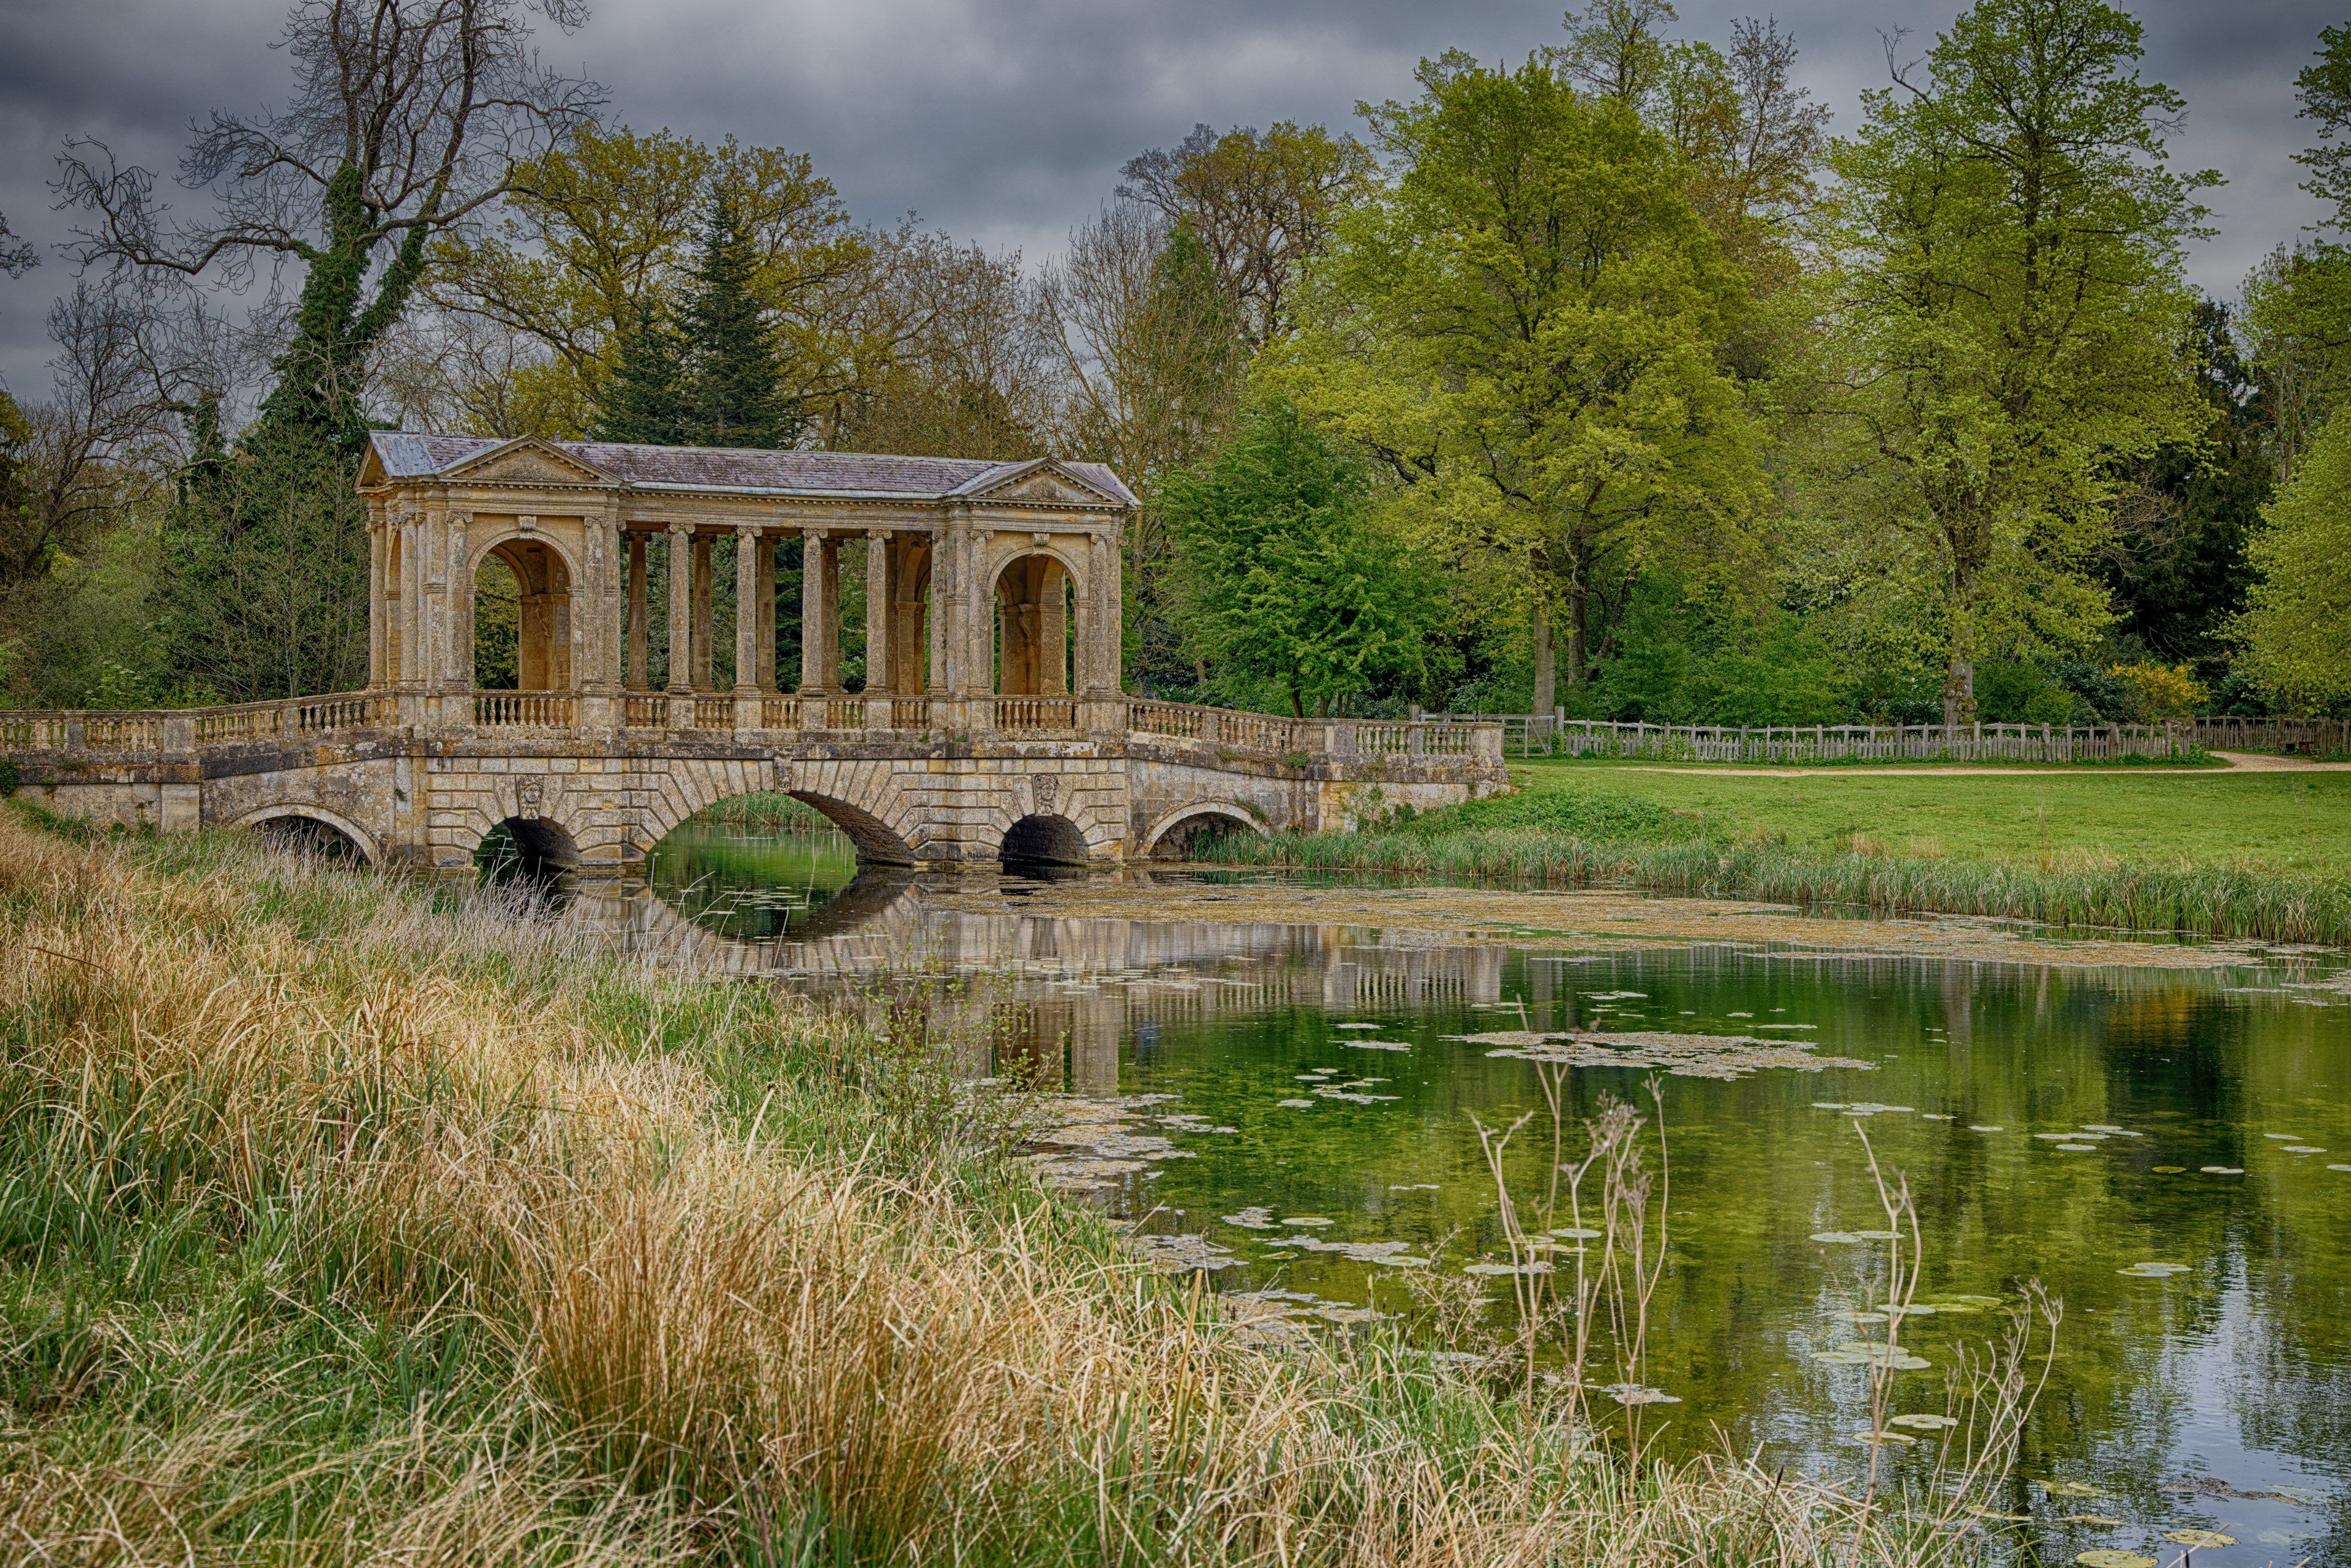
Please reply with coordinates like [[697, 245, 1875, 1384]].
[[0, 0, 2341, 400]]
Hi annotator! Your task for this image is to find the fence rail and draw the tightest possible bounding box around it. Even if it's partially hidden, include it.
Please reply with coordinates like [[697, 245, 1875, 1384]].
[[1122, 699, 1502, 763], [1411, 712, 2207, 763]]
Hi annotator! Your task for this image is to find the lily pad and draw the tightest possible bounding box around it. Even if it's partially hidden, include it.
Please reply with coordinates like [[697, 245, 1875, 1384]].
[[1223, 1207, 1276, 1230], [1281, 1216, 1334, 1227], [1463, 1260, 1552, 1277], [1601, 1382, 1681, 1405], [1887, 1412, 1959, 1430], [2151, 1166, 2186, 1174], [2330, 1164, 2351, 1172], [1968, 1506, 2031, 1521], [1810, 1231, 1865, 1244], [1341, 1040, 1414, 1052], [2054, 1144, 2099, 1152], [1335, 1022, 1385, 1030], [2117, 1262, 2190, 1278], [1970, 1124, 2006, 1132], [2061, 1514, 2126, 1526], [1276, 1099, 1316, 1109], [2074, 1553, 2155, 1568], [1548, 1227, 1603, 1239], [2040, 1479, 2105, 1497], [2199, 1165, 2244, 1175], [2283, 1145, 2325, 1153], [2162, 1530, 2236, 1548]]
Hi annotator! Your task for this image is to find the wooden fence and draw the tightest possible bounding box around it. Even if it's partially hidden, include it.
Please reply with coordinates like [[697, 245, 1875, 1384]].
[[1411, 713, 2205, 763]]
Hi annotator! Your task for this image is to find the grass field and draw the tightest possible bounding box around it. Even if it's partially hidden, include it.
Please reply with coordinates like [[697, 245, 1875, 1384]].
[[1512, 760, 2351, 877]]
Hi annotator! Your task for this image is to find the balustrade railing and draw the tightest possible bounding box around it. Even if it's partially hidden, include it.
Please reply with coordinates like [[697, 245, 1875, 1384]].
[[762, 695, 800, 729], [996, 696, 1079, 730], [623, 694, 668, 728], [890, 696, 931, 730], [826, 697, 867, 730], [474, 691, 576, 728], [691, 696, 733, 730]]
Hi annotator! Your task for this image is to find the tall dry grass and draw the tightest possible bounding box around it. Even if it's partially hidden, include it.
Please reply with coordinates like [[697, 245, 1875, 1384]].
[[0, 809, 1989, 1566]]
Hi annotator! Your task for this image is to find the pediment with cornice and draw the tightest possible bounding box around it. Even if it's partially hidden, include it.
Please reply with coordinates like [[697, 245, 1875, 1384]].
[[443, 437, 613, 489], [964, 460, 1126, 509]]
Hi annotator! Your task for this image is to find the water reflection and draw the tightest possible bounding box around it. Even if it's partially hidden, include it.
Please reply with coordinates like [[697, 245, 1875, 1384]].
[[618, 823, 2351, 1566]]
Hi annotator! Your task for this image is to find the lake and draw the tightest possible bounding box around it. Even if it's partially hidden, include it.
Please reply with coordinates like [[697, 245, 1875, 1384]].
[[640, 822, 2350, 1566]]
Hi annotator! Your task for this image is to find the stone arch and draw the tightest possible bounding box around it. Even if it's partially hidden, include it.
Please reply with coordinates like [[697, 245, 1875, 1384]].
[[1142, 801, 1262, 860], [988, 549, 1079, 696], [481, 814, 583, 881], [231, 803, 381, 865], [470, 530, 579, 691], [786, 792, 918, 866], [1000, 812, 1090, 866]]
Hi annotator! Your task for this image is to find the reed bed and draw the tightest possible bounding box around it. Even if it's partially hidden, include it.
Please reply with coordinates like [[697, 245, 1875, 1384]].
[[1200, 823, 2351, 945], [0, 808, 1990, 1565]]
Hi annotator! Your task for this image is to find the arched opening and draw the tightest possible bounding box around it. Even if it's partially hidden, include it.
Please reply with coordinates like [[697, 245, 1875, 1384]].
[[789, 791, 918, 866], [476, 815, 582, 883], [250, 812, 371, 864], [1000, 813, 1090, 868], [475, 538, 573, 691], [646, 792, 884, 939], [1148, 808, 1260, 861], [994, 552, 1073, 695]]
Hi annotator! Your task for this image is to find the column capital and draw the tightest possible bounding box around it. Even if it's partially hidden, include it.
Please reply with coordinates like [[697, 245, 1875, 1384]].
[[735, 519, 764, 538], [866, 525, 891, 539], [667, 519, 692, 536]]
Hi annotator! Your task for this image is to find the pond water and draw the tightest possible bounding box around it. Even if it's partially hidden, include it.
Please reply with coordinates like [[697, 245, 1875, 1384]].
[[643, 822, 2351, 1566]]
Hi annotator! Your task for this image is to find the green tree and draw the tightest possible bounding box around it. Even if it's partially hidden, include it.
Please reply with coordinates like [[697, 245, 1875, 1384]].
[[1807, 0, 2214, 725], [1119, 122, 1379, 347], [432, 124, 865, 437], [1275, 51, 1762, 711], [678, 191, 794, 447], [590, 301, 689, 443], [2243, 24, 2351, 481], [1163, 397, 1433, 717], [2236, 411, 2351, 710]]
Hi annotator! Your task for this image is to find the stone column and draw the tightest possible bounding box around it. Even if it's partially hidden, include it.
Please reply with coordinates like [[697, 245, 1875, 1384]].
[[398, 508, 422, 691], [1040, 556, 1068, 696], [864, 528, 894, 726], [366, 501, 388, 689], [445, 511, 473, 702], [625, 532, 648, 689], [799, 528, 828, 696], [690, 533, 714, 689], [818, 534, 841, 691], [665, 524, 692, 694], [732, 524, 763, 691], [585, 504, 621, 705], [865, 528, 892, 694]]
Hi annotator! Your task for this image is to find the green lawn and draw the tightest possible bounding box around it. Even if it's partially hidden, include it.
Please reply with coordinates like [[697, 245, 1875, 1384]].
[[1509, 759, 2351, 877]]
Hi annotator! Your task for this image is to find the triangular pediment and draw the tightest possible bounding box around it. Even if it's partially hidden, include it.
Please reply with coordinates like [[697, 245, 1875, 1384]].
[[959, 458, 1127, 509], [442, 436, 613, 487]]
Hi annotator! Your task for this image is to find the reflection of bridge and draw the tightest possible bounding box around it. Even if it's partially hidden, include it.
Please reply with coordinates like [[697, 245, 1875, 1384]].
[[1, 435, 1504, 871], [580, 871, 1517, 1093]]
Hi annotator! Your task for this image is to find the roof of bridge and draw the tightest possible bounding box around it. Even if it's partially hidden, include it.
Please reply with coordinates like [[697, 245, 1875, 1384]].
[[364, 433, 1136, 507]]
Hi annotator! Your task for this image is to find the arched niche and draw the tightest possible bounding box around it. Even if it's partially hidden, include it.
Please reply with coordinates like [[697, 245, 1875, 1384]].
[[1000, 812, 1090, 867], [1144, 804, 1261, 861], [235, 805, 380, 865], [992, 550, 1076, 696], [473, 535, 575, 691]]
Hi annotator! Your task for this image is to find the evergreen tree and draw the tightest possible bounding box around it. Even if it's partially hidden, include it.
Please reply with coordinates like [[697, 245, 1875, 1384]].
[[591, 300, 689, 443], [680, 189, 794, 448]]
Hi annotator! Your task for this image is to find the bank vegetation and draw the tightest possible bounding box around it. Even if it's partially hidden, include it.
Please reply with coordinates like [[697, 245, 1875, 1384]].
[[0, 806, 2031, 1565]]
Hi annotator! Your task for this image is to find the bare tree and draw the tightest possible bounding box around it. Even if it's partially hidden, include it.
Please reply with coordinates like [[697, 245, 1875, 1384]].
[[0, 209, 34, 280], [1, 283, 177, 594], [58, 0, 601, 441]]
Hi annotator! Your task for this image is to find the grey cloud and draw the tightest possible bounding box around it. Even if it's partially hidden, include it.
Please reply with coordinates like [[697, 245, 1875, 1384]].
[[0, 0, 2339, 397]]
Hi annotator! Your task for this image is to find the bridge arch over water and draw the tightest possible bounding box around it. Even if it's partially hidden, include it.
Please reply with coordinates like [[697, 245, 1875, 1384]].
[[2, 435, 1509, 872]]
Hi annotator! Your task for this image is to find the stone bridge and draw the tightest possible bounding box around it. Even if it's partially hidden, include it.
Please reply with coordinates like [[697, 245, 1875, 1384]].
[[1, 432, 1504, 872], [0, 690, 1504, 873]]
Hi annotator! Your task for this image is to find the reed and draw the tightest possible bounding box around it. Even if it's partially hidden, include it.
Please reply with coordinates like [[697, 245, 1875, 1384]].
[[0, 806, 1992, 1566], [1198, 823, 2351, 944]]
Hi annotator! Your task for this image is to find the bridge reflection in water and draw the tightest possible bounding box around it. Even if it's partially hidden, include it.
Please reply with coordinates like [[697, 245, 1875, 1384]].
[[570, 866, 1512, 1097]]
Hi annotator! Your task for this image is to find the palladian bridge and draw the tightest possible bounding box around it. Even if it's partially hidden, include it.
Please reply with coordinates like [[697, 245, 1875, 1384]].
[[1, 434, 1505, 874]]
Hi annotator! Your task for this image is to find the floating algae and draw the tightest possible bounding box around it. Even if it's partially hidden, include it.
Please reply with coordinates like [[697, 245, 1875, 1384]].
[[2118, 1262, 2192, 1278], [1888, 1413, 1960, 1430], [2162, 1531, 2237, 1548], [2073, 1553, 2155, 1568], [1134, 1232, 1245, 1272], [1457, 1029, 1873, 1081]]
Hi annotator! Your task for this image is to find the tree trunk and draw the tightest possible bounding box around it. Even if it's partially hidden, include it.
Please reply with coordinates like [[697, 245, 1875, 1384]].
[[1941, 653, 1976, 729], [1531, 601, 1556, 715], [1567, 583, 1589, 688]]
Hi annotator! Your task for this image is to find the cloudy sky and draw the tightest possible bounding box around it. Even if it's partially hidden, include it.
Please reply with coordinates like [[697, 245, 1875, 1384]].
[[0, 0, 2341, 399]]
